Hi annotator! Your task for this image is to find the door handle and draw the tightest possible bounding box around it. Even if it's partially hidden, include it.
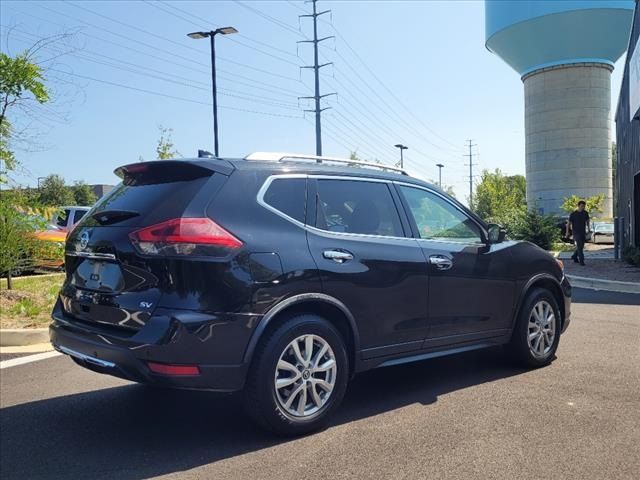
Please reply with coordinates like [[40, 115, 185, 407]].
[[323, 250, 354, 263], [429, 255, 453, 270]]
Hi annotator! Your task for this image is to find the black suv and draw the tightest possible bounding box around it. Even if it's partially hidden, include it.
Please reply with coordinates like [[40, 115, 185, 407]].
[[51, 153, 571, 435]]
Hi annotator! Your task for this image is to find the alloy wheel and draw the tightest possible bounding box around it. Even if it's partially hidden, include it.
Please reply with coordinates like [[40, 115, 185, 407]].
[[528, 300, 556, 358], [274, 334, 337, 418]]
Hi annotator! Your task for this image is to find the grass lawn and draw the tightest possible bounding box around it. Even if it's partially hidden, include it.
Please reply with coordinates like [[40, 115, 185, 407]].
[[0, 273, 65, 329], [551, 242, 575, 254]]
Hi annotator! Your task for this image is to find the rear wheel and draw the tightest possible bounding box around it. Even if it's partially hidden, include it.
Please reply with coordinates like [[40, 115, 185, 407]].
[[508, 288, 561, 368], [243, 314, 349, 436]]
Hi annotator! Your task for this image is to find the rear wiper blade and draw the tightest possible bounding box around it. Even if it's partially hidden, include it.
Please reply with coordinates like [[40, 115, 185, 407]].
[[91, 209, 140, 225]]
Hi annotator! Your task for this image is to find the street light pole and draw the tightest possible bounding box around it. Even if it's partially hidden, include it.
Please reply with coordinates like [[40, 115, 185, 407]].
[[210, 33, 219, 158], [188, 27, 238, 157], [394, 144, 408, 169], [436, 163, 444, 187]]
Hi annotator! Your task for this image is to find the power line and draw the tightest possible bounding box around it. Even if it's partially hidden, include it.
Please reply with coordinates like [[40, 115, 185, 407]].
[[323, 71, 464, 170], [48, 68, 305, 118], [143, 0, 302, 66], [22, 3, 309, 96], [319, 17, 465, 154], [235, 1, 307, 38], [56, 1, 301, 82], [5, 28, 303, 113]]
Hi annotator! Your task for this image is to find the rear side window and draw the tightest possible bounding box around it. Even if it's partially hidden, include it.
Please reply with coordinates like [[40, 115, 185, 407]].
[[315, 179, 404, 237], [263, 178, 306, 223]]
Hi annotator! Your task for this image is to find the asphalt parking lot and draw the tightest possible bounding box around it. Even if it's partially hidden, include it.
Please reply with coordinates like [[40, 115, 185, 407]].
[[1, 288, 639, 480]]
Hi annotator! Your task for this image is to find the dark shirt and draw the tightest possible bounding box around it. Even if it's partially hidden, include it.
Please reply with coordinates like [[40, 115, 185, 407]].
[[569, 210, 590, 237]]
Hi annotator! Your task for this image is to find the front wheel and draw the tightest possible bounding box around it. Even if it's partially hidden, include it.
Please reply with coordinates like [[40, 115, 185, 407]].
[[508, 288, 561, 368], [243, 314, 349, 436]]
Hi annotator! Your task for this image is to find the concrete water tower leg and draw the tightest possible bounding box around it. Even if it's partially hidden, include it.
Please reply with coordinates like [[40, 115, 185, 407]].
[[523, 63, 614, 217]]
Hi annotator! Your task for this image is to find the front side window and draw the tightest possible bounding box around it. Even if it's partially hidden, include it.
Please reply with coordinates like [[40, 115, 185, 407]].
[[263, 177, 307, 223], [400, 186, 482, 243], [315, 179, 404, 237]]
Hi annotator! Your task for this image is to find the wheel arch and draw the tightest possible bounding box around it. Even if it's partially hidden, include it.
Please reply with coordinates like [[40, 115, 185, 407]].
[[513, 274, 566, 331], [243, 293, 360, 375]]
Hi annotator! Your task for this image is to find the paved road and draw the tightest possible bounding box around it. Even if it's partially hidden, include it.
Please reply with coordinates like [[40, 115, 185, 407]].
[[1, 289, 639, 480]]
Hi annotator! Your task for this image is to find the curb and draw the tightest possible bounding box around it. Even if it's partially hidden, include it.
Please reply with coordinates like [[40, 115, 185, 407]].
[[566, 275, 640, 294], [0, 328, 49, 347]]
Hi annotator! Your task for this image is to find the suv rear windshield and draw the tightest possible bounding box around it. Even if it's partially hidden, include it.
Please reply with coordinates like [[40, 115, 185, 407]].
[[84, 163, 215, 227]]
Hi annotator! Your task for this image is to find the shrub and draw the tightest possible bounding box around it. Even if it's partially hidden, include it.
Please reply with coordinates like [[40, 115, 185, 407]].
[[0, 196, 40, 288], [622, 246, 640, 266], [502, 207, 560, 251]]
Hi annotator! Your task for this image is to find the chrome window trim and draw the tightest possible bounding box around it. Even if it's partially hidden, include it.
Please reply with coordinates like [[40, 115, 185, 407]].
[[393, 181, 488, 246], [256, 174, 416, 242], [65, 251, 117, 261], [256, 174, 309, 229]]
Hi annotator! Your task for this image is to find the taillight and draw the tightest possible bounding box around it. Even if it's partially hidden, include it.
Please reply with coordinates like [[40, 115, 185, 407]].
[[129, 217, 242, 256]]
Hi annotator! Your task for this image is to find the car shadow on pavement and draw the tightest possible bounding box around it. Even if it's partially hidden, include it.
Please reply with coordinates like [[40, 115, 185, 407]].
[[0, 348, 525, 480]]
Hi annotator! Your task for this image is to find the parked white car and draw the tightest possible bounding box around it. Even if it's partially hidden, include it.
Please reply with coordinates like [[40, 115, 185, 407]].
[[55, 206, 91, 233]]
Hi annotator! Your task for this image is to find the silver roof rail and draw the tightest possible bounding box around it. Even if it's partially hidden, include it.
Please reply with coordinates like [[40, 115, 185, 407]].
[[244, 152, 408, 176]]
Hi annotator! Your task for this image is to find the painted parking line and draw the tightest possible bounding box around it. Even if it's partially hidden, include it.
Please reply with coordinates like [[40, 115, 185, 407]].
[[0, 351, 61, 369]]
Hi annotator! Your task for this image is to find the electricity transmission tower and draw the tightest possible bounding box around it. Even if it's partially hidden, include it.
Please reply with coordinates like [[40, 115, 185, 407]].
[[464, 139, 478, 208], [298, 0, 335, 157]]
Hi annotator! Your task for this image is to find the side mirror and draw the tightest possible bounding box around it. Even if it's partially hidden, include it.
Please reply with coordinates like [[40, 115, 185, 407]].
[[487, 223, 506, 244]]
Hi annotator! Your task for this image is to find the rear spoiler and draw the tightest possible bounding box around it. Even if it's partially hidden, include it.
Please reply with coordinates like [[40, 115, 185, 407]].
[[114, 159, 234, 183]]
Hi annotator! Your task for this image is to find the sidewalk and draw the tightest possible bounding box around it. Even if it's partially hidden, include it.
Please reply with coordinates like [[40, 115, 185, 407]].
[[556, 244, 640, 293]]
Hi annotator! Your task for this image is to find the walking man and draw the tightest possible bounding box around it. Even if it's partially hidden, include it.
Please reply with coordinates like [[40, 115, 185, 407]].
[[566, 200, 590, 265]]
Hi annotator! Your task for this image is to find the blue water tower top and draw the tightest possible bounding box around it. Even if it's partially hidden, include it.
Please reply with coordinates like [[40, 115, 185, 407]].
[[485, 0, 635, 76]]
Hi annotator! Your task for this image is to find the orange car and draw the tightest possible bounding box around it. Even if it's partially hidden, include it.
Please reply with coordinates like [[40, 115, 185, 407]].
[[32, 224, 67, 269]]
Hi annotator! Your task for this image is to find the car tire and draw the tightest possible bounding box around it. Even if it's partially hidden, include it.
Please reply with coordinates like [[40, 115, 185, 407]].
[[243, 314, 349, 436], [508, 288, 561, 368]]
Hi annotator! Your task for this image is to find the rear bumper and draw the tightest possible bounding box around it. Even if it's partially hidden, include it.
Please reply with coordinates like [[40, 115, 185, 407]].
[[50, 301, 250, 392]]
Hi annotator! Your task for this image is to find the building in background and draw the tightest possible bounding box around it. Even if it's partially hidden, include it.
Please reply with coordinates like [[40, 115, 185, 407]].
[[615, 0, 640, 248], [90, 184, 114, 199], [485, 0, 635, 217]]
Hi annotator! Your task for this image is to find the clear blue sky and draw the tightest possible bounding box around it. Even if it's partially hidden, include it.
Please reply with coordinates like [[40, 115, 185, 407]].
[[1, 0, 625, 203]]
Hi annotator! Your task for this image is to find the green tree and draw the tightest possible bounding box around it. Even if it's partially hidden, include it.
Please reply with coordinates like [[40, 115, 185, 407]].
[[0, 50, 49, 178], [71, 181, 97, 206], [505, 207, 559, 251], [156, 125, 180, 160], [0, 33, 80, 183], [38, 174, 73, 206], [0, 51, 49, 176], [560, 194, 604, 216], [0, 195, 39, 288], [474, 169, 526, 223]]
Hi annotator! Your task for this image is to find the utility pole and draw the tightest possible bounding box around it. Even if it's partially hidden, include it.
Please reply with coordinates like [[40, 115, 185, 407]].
[[436, 163, 444, 187], [464, 139, 478, 208], [299, 0, 335, 157]]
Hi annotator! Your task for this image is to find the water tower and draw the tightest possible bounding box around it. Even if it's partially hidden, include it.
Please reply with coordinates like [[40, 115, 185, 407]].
[[485, 1, 635, 216]]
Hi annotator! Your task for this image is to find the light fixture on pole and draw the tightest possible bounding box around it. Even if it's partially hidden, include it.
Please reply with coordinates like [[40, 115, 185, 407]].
[[394, 144, 408, 169], [187, 27, 238, 157], [436, 163, 444, 187]]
